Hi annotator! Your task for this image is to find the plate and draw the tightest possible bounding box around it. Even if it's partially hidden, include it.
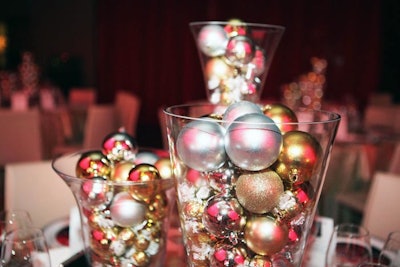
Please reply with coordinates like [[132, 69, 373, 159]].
[[43, 217, 69, 248]]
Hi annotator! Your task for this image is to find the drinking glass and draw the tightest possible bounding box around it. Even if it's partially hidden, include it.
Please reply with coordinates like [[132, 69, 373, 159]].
[[379, 231, 400, 267], [326, 223, 372, 267], [0, 227, 51, 267], [0, 210, 33, 242]]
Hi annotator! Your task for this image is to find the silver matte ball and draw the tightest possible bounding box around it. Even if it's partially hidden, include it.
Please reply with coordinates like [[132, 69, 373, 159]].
[[177, 120, 226, 172], [198, 25, 228, 57], [225, 113, 282, 171], [110, 192, 146, 227], [222, 100, 263, 128]]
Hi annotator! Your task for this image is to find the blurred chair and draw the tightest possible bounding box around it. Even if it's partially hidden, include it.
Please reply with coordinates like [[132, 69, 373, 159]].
[[68, 87, 97, 107], [53, 104, 118, 155], [362, 171, 400, 241], [363, 105, 397, 131], [114, 91, 141, 137], [4, 160, 77, 228], [388, 143, 400, 174], [0, 109, 43, 165], [368, 92, 393, 106]]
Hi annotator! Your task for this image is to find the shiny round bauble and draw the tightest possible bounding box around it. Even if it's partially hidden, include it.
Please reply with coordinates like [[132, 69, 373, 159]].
[[109, 192, 146, 227], [262, 103, 298, 134], [222, 100, 263, 128], [248, 47, 266, 76], [110, 161, 134, 181], [197, 24, 229, 57], [244, 216, 288, 256], [118, 227, 136, 246], [102, 131, 138, 162], [224, 19, 247, 37], [147, 193, 169, 221], [274, 131, 322, 185], [134, 151, 160, 165], [210, 242, 247, 267], [176, 120, 226, 172], [132, 251, 150, 267], [248, 255, 273, 267], [80, 176, 112, 208], [154, 157, 173, 179], [205, 57, 233, 84], [133, 234, 150, 251], [271, 190, 303, 222], [206, 164, 238, 191], [128, 163, 161, 202], [225, 113, 282, 171], [225, 35, 256, 67], [76, 150, 111, 179], [235, 170, 284, 214], [202, 193, 245, 237], [90, 227, 118, 257]]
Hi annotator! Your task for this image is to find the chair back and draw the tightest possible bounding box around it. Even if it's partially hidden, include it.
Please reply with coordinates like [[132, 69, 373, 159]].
[[115, 91, 141, 137], [68, 87, 97, 107], [389, 143, 400, 174], [362, 171, 400, 240], [0, 109, 43, 165], [83, 104, 118, 149], [4, 160, 77, 228]]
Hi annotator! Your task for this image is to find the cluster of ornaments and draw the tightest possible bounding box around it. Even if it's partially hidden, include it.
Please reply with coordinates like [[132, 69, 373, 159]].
[[196, 20, 268, 105], [74, 130, 172, 267], [175, 101, 323, 266]]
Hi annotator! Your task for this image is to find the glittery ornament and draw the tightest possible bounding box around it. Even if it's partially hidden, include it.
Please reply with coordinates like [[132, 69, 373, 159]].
[[235, 170, 284, 214], [222, 100, 263, 128], [244, 216, 288, 256], [197, 24, 228, 57], [176, 120, 226, 172], [210, 242, 247, 267], [226, 35, 256, 67], [128, 163, 161, 202], [202, 193, 245, 237], [76, 150, 111, 179], [225, 113, 282, 171], [274, 131, 322, 185], [109, 192, 146, 227], [248, 255, 273, 267], [263, 103, 298, 134], [110, 161, 134, 181], [102, 131, 138, 162], [80, 176, 111, 208]]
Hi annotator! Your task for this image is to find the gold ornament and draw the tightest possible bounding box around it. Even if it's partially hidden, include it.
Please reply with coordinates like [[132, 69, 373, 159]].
[[128, 163, 161, 202], [235, 170, 284, 214], [146, 193, 169, 220], [76, 150, 111, 179], [244, 216, 288, 256], [118, 227, 136, 246], [154, 157, 173, 179], [274, 130, 322, 185], [132, 251, 150, 267], [90, 227, 118, 257], [133, 234, 150, 251], [183, 200, 205, 220], [263, 103, 298, 134], [111, 161, 135, 181], [248, 255, 273, 267]]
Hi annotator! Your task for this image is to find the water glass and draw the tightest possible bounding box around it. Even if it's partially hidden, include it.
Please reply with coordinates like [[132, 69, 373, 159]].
[[326, 223, 372, 267], [379, 231, 400, 267], [0, 210, 33, 242], [0, 227, 51, 267], [358, 263, 389, 267]]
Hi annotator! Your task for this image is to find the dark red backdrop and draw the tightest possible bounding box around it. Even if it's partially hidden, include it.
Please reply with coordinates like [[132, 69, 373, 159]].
[[96, 0, 381, 126]]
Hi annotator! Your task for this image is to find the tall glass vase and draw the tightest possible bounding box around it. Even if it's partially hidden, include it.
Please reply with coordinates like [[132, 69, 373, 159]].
[[164, 102, 340, 266], [190, 21, 285, 105]]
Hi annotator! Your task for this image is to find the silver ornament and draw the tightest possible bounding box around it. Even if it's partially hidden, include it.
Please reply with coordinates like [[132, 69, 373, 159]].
[[177, 119, 226, 172], [197, 24, 228, 57], [225, 113, 282, 171], [225, 35, 256, 67], [222, 100, 263, 128], [110, 192, 146, 227]]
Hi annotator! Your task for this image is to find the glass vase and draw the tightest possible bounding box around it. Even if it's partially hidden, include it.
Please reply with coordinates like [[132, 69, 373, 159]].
[[164, 102, 340, 266], [190, 21, 285, 105], [52, 150, 175, 267]]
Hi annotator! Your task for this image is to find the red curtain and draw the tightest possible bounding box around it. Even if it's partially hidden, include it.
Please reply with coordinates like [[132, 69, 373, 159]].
[[96, 0, 381, 125]]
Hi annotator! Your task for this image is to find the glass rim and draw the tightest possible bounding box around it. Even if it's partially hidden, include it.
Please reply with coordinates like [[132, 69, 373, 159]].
[[4, 227, 45, 242], [189, 21, 286, 32], [334, 223, 370, 237], [52, 150, 175, 188], [164, 103, 341, 126]]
